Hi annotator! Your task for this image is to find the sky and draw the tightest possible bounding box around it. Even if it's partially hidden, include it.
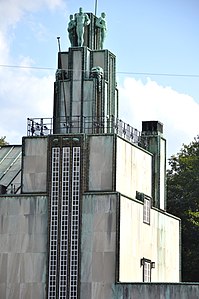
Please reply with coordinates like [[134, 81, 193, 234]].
[[0, 0, 199, 159]]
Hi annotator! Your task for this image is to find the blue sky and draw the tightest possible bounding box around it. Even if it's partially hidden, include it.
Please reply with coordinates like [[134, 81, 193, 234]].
[[0, 0, 199, 158]]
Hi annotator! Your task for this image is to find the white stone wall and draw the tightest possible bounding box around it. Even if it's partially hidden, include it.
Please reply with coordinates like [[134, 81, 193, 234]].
[[83, 81, 94, 118], [81, 193, 117, 299], [88, 135, 114, 191], [0, 195, 48, 298], [116, 137, 152, 198], [119, 196, 180, 282], [160, 137, 166, 210], [72, 50, 82, 116], [92, 52, 106, 73], [22, 137, 47, 193]]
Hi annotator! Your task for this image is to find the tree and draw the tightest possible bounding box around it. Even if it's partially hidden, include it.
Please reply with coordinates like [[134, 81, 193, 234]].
[[167, 136, 199, 282], [0, 136, 9, 146]]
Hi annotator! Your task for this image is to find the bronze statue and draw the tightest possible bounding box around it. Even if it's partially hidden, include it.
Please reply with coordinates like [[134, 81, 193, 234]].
[[96, 12, 107, 49], [67, 14, 76, 47], [75, 7, 90, 46]]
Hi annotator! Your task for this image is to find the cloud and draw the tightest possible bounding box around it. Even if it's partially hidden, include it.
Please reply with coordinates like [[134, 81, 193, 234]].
[[43, 0, 65, 10], [0, 0, 65, 31], [0, 58, 54, 143], [0, 32, 10, 64], [119, 77, 199, 157], [28, 21, 50, 42], [0, 0, 66, 62], [0, 0, 66, 143]]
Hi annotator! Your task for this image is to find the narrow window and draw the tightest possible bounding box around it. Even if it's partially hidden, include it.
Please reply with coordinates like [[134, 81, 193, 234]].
[[143, 260, 151, 282], [143, 195, 151, 224], [141, 258, 155, 282]]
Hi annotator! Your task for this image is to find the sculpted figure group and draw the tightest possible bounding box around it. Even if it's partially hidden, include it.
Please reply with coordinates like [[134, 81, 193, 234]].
[[67, 7, 90, 47], [95, 12, 107, 49], [67, 8, 107, 49]]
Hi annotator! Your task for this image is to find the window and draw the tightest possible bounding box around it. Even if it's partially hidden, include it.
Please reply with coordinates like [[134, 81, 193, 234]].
[[136, 191, 151, 225], [143, 260, 151, 282], [141, 258, 155, 282], [48, 147, 60, 298], [48, 145, 81, 299], [143, 195, 151, 224]]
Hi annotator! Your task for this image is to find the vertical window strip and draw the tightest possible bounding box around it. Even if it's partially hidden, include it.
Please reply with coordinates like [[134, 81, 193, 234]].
[[144, 261, 151, 282], [70, 147, 80, 299], [48, 147, 60, 299], [143, 196, 151, 224], [59, 147, 70, 299]]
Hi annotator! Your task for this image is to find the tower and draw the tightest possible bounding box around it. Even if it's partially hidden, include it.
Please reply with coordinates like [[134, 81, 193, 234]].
[[46, 8, 180, 299], [53, 11, 117, 135], [48, 10, 119, 299]]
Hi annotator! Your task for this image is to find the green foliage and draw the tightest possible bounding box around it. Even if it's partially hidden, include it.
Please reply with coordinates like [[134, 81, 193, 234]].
[[167, 136, 199, 282], [0, 136, 9, 146]]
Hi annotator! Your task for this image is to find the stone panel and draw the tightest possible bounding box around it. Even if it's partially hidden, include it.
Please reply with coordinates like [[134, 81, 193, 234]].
[[92, 52, 105, 74], [0, 196, 48, 299], [88, 135, 114, 191], [0, 254, 8, 283], [80, 282, 92, 299], [83, 80, 93, 118], [81, 193, 118, 299], [73, 50, 82, 81], [22, 137, 47, 193], [0, 284, 6, 298], [116, 136, 152, 199], [119, 196, 180, 283]]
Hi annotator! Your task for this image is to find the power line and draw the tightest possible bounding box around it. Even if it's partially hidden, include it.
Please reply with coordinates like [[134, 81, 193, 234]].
[[0, 64, 54, 70], [118, 71, 199, 78], [0, 63, 199, 78]]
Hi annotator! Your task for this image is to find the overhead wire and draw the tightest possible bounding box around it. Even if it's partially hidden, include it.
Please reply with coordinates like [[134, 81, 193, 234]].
[[0, 64, 54, 70], [0, 63, 199, 78]]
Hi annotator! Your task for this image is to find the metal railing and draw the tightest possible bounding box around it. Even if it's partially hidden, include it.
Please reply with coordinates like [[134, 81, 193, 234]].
[[27, 116, 141, 145], [27, 118, 53, 136]]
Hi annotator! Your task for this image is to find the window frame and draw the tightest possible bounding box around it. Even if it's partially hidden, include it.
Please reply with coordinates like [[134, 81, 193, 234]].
[[143, 260, 151, 282], [140, 258, 155, 282], [143, 195, 151, 225]]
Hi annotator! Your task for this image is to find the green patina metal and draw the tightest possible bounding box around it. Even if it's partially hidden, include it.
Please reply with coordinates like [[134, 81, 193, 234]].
[[95, 12, 107, 49], [67, 8, 107, 50]]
